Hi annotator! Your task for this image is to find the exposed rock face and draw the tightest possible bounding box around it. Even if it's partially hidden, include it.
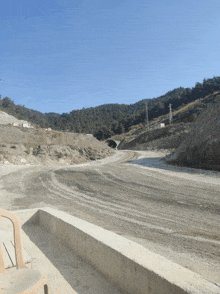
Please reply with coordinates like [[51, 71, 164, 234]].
[[118, 123, 193, 151], [0, 125, 115, 165], [165, 103, 220, 171]]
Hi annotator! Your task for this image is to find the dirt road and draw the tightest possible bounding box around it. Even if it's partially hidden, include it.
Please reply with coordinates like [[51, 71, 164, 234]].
[[1, 150, 220, 285]]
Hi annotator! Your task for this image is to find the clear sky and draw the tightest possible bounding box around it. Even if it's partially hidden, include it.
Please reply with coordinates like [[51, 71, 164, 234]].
[[1, 0, 220, 114]]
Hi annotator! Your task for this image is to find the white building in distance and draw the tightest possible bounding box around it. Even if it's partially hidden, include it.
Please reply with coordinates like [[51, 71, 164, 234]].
[[153, 123, 165, 129]]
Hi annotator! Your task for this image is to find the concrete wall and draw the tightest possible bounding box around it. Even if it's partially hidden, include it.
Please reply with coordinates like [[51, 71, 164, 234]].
[[30, 207, 220, 294]]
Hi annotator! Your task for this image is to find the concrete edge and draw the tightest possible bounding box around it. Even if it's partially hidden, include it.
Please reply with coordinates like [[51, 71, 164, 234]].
[[22, 207, 220, 294]]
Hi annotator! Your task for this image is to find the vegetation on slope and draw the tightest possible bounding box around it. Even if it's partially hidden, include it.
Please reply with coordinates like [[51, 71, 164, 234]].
[[1, 76, 220, 140]]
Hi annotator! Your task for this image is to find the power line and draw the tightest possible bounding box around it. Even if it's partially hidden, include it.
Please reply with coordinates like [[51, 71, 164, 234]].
[[146, 101, 149, 130], [169, 103, 172, 124]]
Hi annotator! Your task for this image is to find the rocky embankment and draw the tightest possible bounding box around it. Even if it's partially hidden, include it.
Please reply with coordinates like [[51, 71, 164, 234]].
[[118, 123, 193, 151], [0, 125, 114, 165], [165, 103, 220, 171]]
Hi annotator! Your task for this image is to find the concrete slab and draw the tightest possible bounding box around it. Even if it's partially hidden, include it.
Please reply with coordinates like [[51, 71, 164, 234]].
[[35, 207, 220, 294], [0, 208, 123, 294], [1, 208, 220, 294]]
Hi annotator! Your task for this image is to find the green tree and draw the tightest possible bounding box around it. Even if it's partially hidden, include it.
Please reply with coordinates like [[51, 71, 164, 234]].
[[2, 97, 15, 108]]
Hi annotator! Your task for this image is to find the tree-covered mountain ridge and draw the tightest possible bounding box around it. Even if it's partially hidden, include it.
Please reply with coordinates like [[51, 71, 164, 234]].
[[1, 76, 220, 140]]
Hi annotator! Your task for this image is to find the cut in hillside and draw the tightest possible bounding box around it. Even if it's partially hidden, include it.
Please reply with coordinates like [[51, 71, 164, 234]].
[[164, 103, 220, 171], [118, 123, 193, 151], [113, 90, 220, 151], [0, 125, 115, 165]]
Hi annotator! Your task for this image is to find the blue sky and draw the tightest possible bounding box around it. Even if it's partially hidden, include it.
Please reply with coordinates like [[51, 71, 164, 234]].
[[1, 0, 220, 114]]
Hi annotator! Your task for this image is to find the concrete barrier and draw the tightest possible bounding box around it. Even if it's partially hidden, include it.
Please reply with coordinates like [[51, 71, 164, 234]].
[[29, 207, 220, 294]]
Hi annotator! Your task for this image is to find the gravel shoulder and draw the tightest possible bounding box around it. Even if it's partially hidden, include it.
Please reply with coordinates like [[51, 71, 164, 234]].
[[0, 150, 220, 286]]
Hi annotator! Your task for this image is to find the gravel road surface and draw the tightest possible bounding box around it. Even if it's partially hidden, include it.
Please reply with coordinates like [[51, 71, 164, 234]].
[[0, 150, 220, 286]]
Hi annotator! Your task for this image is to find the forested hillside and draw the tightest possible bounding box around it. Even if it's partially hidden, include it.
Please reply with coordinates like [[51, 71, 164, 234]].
[[1, 76, 220, 140]]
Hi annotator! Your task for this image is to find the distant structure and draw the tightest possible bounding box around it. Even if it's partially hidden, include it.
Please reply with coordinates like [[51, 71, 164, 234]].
[[12, 122, 20, 127], [13, 121, 33, 128], [169, 103, 173, 124], [105, 139, 120, 149], [22, 122, 32, 128], [12, 120, 34, 129], [153, 123, 165, 129]]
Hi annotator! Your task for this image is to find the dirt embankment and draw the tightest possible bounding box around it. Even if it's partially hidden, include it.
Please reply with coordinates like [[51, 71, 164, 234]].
[[0, 125, 115, 165], [165, 103, 220, 171], [118, 122, 193, 151]]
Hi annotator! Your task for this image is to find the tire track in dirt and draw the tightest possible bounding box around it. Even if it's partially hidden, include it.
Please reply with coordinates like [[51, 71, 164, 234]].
[[38, 169, 179, 233]]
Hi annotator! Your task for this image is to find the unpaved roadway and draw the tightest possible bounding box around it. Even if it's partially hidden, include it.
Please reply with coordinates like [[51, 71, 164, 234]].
[[0, 150, 220, 286]]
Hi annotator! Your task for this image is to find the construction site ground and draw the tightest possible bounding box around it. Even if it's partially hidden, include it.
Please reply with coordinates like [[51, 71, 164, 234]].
[[0, 150, 220, 288]]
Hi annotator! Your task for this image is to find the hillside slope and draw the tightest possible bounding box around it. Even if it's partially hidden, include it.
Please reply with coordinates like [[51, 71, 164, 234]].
[[1, 76, 220, 138], [164, 103, 220, 171], [0, 125, 114, 165], [114, 90, 220, 152], [118, 123, 193, 151]]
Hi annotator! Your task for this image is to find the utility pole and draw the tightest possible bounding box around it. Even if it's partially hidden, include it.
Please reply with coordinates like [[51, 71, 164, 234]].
[[146, 101, 149, 130], [169, 103, 172, 124]]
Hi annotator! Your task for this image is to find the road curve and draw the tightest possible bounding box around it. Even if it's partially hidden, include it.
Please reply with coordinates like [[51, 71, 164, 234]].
[[1, 150, 220, 285]]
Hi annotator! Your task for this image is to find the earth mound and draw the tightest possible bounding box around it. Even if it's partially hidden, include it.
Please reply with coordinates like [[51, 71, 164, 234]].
[[0, 125, 114, 165]]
